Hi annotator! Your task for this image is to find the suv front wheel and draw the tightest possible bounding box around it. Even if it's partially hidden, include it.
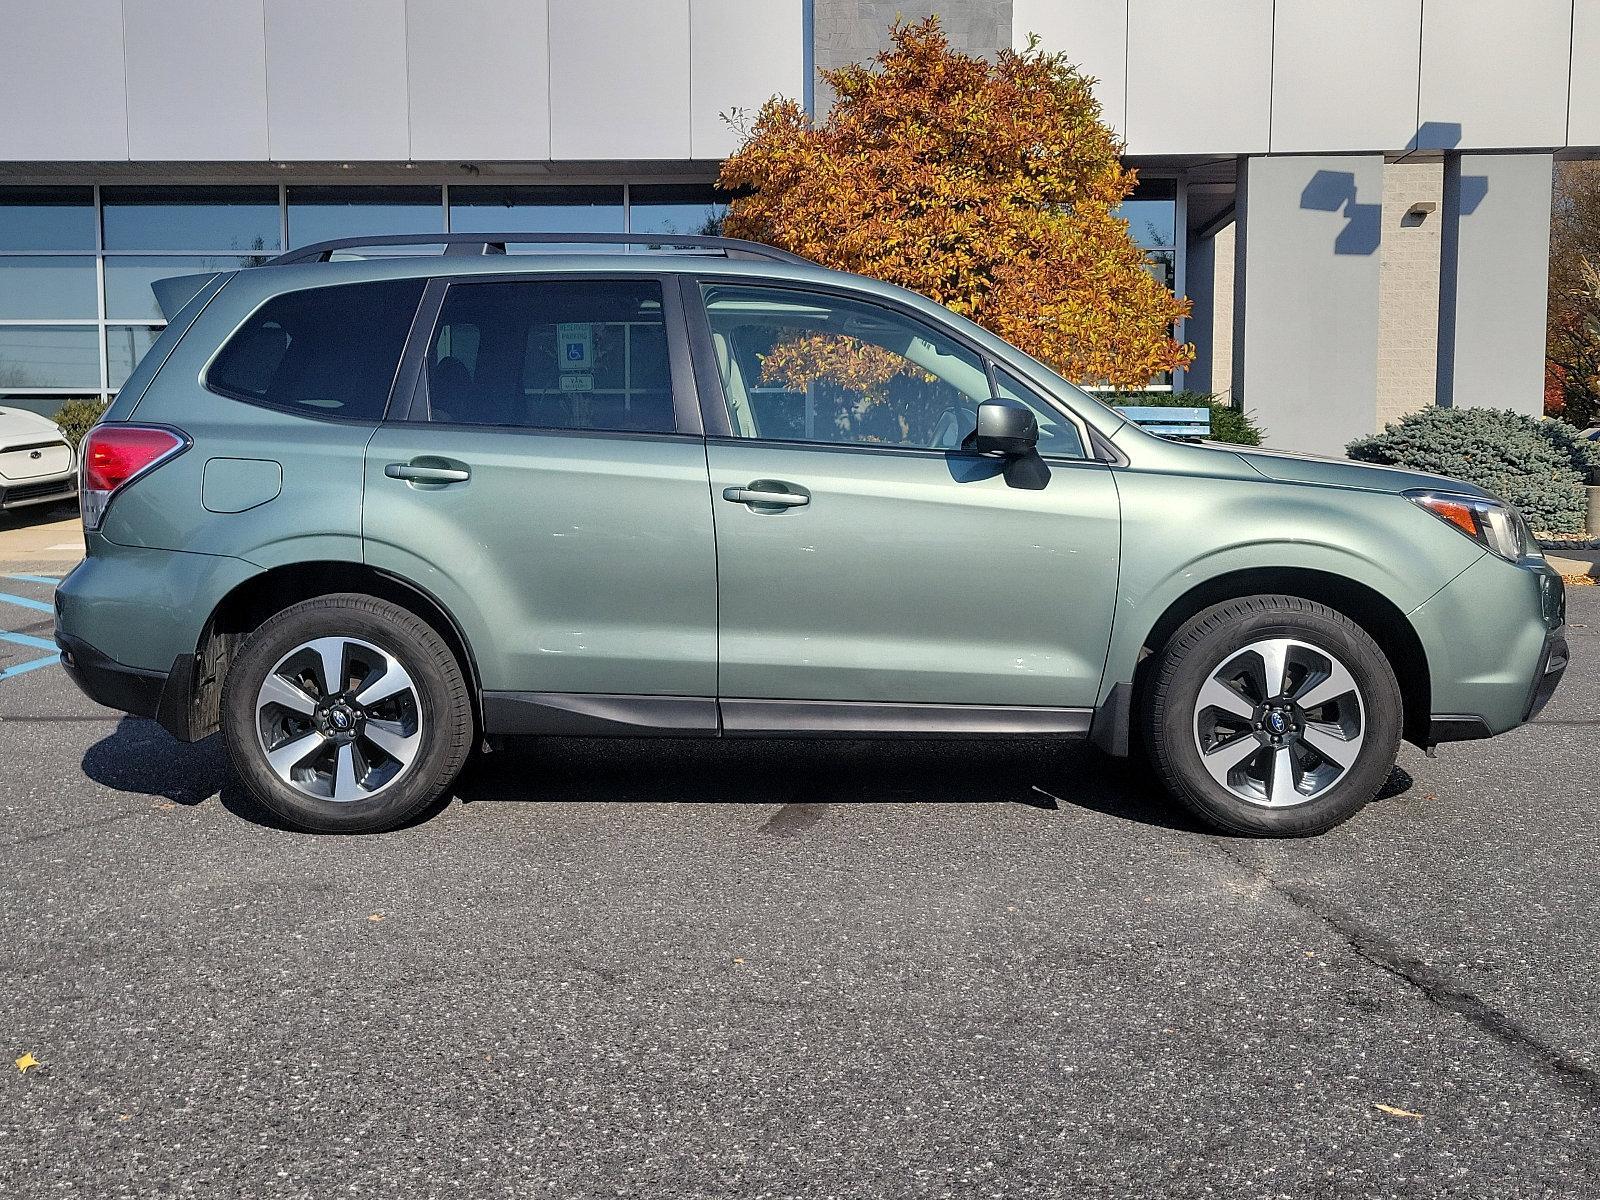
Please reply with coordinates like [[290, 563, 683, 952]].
[[1144, 595, 1403, 837], [221, 594, 474, 833]]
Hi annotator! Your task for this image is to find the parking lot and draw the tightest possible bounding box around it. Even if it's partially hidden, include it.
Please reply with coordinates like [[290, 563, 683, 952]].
[[2, 512, 1598, 1198]]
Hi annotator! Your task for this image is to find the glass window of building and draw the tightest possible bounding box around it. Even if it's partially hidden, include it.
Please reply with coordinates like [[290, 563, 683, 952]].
[[449, 186, 625, 251], [0, 326, 100, 390], [287, 186, 444, 250], [0, 186, 95, 251], [104, 255, 257, 321], [628, 184, 733, 238], [101, 186, 281, 252], [0, 256, 97, 320], [106, 326, 164, 388]]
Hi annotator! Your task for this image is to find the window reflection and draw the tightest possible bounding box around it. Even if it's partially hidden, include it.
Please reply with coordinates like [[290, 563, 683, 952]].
[[107, 325, 163, 387], [105, 256, 255, 321], [450, 186, 625, 251], [0, 326, 100, 389], [628, 184, 732, 238], [101, 186, 280, 252], [0, 256, 97, 319], [0, 187, 95, 251], [288, 186, 443, 248]]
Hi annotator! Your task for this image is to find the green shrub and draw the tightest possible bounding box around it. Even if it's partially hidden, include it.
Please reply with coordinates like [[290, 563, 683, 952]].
[[1347, 407, 1600, 534], [52, 397, 108, 448], [1105, 389, 1265, 446]]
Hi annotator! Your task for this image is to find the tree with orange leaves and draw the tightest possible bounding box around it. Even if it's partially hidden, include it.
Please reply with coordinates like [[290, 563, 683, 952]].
[[718, 17, 1191, 389]]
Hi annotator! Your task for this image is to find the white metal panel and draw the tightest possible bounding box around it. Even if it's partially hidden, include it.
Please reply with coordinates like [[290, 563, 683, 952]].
[[690, 0, 805, 160], [264, 0, 411, 160], [1125, 0, 1271, 156], [1013, 0, 1128, 137], [1417, 0, 1571, 150], [0, 0, 127, 161], [1269, 0, 1421, 153], [1569, 0, 1600, 148], [406, 0, 550, 161], [550, 0, 692, 161], [123, 0, 270, 161]]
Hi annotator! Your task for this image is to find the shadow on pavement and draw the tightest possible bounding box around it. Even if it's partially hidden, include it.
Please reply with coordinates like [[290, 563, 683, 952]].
[[79, 717, 1415, 837]]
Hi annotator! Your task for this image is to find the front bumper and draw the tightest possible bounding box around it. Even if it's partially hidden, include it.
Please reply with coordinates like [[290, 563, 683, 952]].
[[0, 473, 76, 510], [1414, 554, 1567, 744]]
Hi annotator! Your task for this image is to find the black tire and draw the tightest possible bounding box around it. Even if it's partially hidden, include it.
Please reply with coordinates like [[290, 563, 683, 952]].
[[1143, 595, 1402, 837], [221, 594, 473, 833]]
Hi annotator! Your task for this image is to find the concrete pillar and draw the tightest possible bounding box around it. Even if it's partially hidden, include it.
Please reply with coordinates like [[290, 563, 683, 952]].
[[1184, 230, 1216, 395], [1436, 152, 1553, 416], [1233, 154, 1383, 454]]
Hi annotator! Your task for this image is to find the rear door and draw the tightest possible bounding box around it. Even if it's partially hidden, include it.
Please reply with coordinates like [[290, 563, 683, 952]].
[[363, 273, 719, 723], [690, 278, 1121, 724]]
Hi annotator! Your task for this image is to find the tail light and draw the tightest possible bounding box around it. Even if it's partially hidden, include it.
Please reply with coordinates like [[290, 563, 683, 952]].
[[81, 424, 189, 532]]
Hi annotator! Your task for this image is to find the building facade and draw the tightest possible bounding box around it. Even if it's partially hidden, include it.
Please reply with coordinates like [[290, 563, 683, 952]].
[[0, 0, 1591, 453]]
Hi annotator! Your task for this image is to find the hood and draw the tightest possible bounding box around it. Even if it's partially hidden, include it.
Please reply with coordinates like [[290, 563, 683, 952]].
[[0, 406, 67, 446], [1229, 445, 1492, 499]]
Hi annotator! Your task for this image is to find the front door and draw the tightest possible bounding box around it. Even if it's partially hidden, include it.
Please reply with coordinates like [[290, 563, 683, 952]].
[[693, 280, 1120, 719], [364, 275, 718, 715]]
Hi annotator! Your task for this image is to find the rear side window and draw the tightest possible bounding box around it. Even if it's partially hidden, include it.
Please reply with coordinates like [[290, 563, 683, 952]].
[[422, 279, 676, 433], [207, 278, 424, 419]]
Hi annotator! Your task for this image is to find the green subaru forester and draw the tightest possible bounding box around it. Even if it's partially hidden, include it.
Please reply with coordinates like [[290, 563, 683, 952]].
[[55, 233, 1568, 837]]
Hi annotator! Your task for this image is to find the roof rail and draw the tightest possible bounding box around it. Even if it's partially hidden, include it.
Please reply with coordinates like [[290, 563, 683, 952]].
[[265, 232, 811, 267]]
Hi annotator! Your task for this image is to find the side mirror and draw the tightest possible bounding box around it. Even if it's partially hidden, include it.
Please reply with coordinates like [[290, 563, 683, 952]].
[[973, 400, 1039, 457]]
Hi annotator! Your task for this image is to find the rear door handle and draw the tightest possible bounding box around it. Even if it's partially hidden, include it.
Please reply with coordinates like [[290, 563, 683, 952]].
[[385, 460, 471, 484], [722, 482, 810, 508]]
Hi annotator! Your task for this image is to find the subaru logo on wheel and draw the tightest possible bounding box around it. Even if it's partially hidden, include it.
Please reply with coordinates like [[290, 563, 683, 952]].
[[1267, 712, 1287, 735]]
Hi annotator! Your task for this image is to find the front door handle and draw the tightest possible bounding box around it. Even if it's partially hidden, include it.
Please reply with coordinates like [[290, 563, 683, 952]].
[[722, 481, 810, 509], [386, 460, 471, 484]]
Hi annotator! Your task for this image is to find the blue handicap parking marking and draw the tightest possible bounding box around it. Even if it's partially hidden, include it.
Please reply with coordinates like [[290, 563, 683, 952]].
[[0, 591, 53, 614], [0, 577, 61, 681], [1, 629, 56, 652], [0, 653, 59, 681]]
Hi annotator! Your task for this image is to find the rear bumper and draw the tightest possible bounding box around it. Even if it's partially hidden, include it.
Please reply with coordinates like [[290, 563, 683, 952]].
[[0, 473, 76, 510], [56, 630, 198, 741]]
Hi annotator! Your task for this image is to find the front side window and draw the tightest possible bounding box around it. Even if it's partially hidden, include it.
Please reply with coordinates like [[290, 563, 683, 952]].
[[700, 284, 1084, 456], [207, 278, 424, 419], [422, 279, 676, 433]]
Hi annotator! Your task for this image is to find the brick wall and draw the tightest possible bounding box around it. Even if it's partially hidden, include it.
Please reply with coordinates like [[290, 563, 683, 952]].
[[1376, 159, 1444, 428]]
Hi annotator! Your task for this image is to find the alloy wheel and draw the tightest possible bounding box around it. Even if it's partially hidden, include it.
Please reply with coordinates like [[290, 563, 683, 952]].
[[1191, 637, 1365, 808], [254, 636, 423, 804]]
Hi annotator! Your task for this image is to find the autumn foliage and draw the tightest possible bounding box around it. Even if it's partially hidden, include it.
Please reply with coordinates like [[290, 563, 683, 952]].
[[718, 17, 1191, 388]]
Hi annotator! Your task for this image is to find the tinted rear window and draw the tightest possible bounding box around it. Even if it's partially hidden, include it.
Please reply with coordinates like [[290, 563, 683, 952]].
[[207, 278, 424, 419]]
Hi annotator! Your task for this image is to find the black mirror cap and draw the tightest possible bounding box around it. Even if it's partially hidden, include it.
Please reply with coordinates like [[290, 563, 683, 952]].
[[973, 400, 1039, 456]]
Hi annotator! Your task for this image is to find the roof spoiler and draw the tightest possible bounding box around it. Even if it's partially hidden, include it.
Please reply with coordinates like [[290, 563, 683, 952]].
[[151, 271, 225, 321]]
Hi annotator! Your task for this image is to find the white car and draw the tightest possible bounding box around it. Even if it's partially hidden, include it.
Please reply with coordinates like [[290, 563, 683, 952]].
[[0, 406, 77, 513]]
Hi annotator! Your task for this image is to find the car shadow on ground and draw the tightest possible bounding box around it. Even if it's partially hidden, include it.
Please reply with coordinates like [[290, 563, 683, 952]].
[[79, 715, 1419, 837]]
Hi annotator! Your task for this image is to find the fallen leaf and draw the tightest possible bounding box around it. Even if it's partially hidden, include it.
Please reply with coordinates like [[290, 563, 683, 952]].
[[1374, 1102, 1423, 1119], [14, 1053, 40, 1073], [733, 957, 745, 964], [368, 914, 384, 922], [153, 801, 176, 811]]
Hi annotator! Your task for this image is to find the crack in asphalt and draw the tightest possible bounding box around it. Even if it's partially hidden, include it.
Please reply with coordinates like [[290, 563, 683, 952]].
[[1210, 841, 1600, 1108]]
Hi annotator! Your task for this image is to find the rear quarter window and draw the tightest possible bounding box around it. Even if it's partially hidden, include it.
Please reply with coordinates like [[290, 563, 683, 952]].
[[206, 278, 424, 420]]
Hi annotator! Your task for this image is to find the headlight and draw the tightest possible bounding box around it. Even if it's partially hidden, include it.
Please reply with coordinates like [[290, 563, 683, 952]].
[[1407, 490, 1540, 562]]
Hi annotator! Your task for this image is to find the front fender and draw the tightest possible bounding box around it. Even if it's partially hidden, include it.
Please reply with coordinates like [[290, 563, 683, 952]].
[[1098, 468, 1483, 704]]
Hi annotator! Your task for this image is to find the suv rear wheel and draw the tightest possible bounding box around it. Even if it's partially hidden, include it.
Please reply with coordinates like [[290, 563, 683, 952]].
[[221, 594, 473, 833], [1144, 595, 1403, 837]]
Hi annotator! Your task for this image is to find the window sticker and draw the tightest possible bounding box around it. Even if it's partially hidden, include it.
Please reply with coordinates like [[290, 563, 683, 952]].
[[557, 323, 593, 371]]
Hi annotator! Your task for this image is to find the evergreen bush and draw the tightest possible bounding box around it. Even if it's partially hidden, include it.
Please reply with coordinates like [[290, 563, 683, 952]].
[[1347, 407, 1600, 534]]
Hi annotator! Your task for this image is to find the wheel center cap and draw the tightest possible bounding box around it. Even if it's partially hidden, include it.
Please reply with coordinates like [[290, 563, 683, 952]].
[[329, 707, 352, 731], [1266, 710, 1288, 736]]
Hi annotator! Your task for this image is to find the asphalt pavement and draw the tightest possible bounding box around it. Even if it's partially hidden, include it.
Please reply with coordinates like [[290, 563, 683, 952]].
[[2, 531, 1597, 1198]]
